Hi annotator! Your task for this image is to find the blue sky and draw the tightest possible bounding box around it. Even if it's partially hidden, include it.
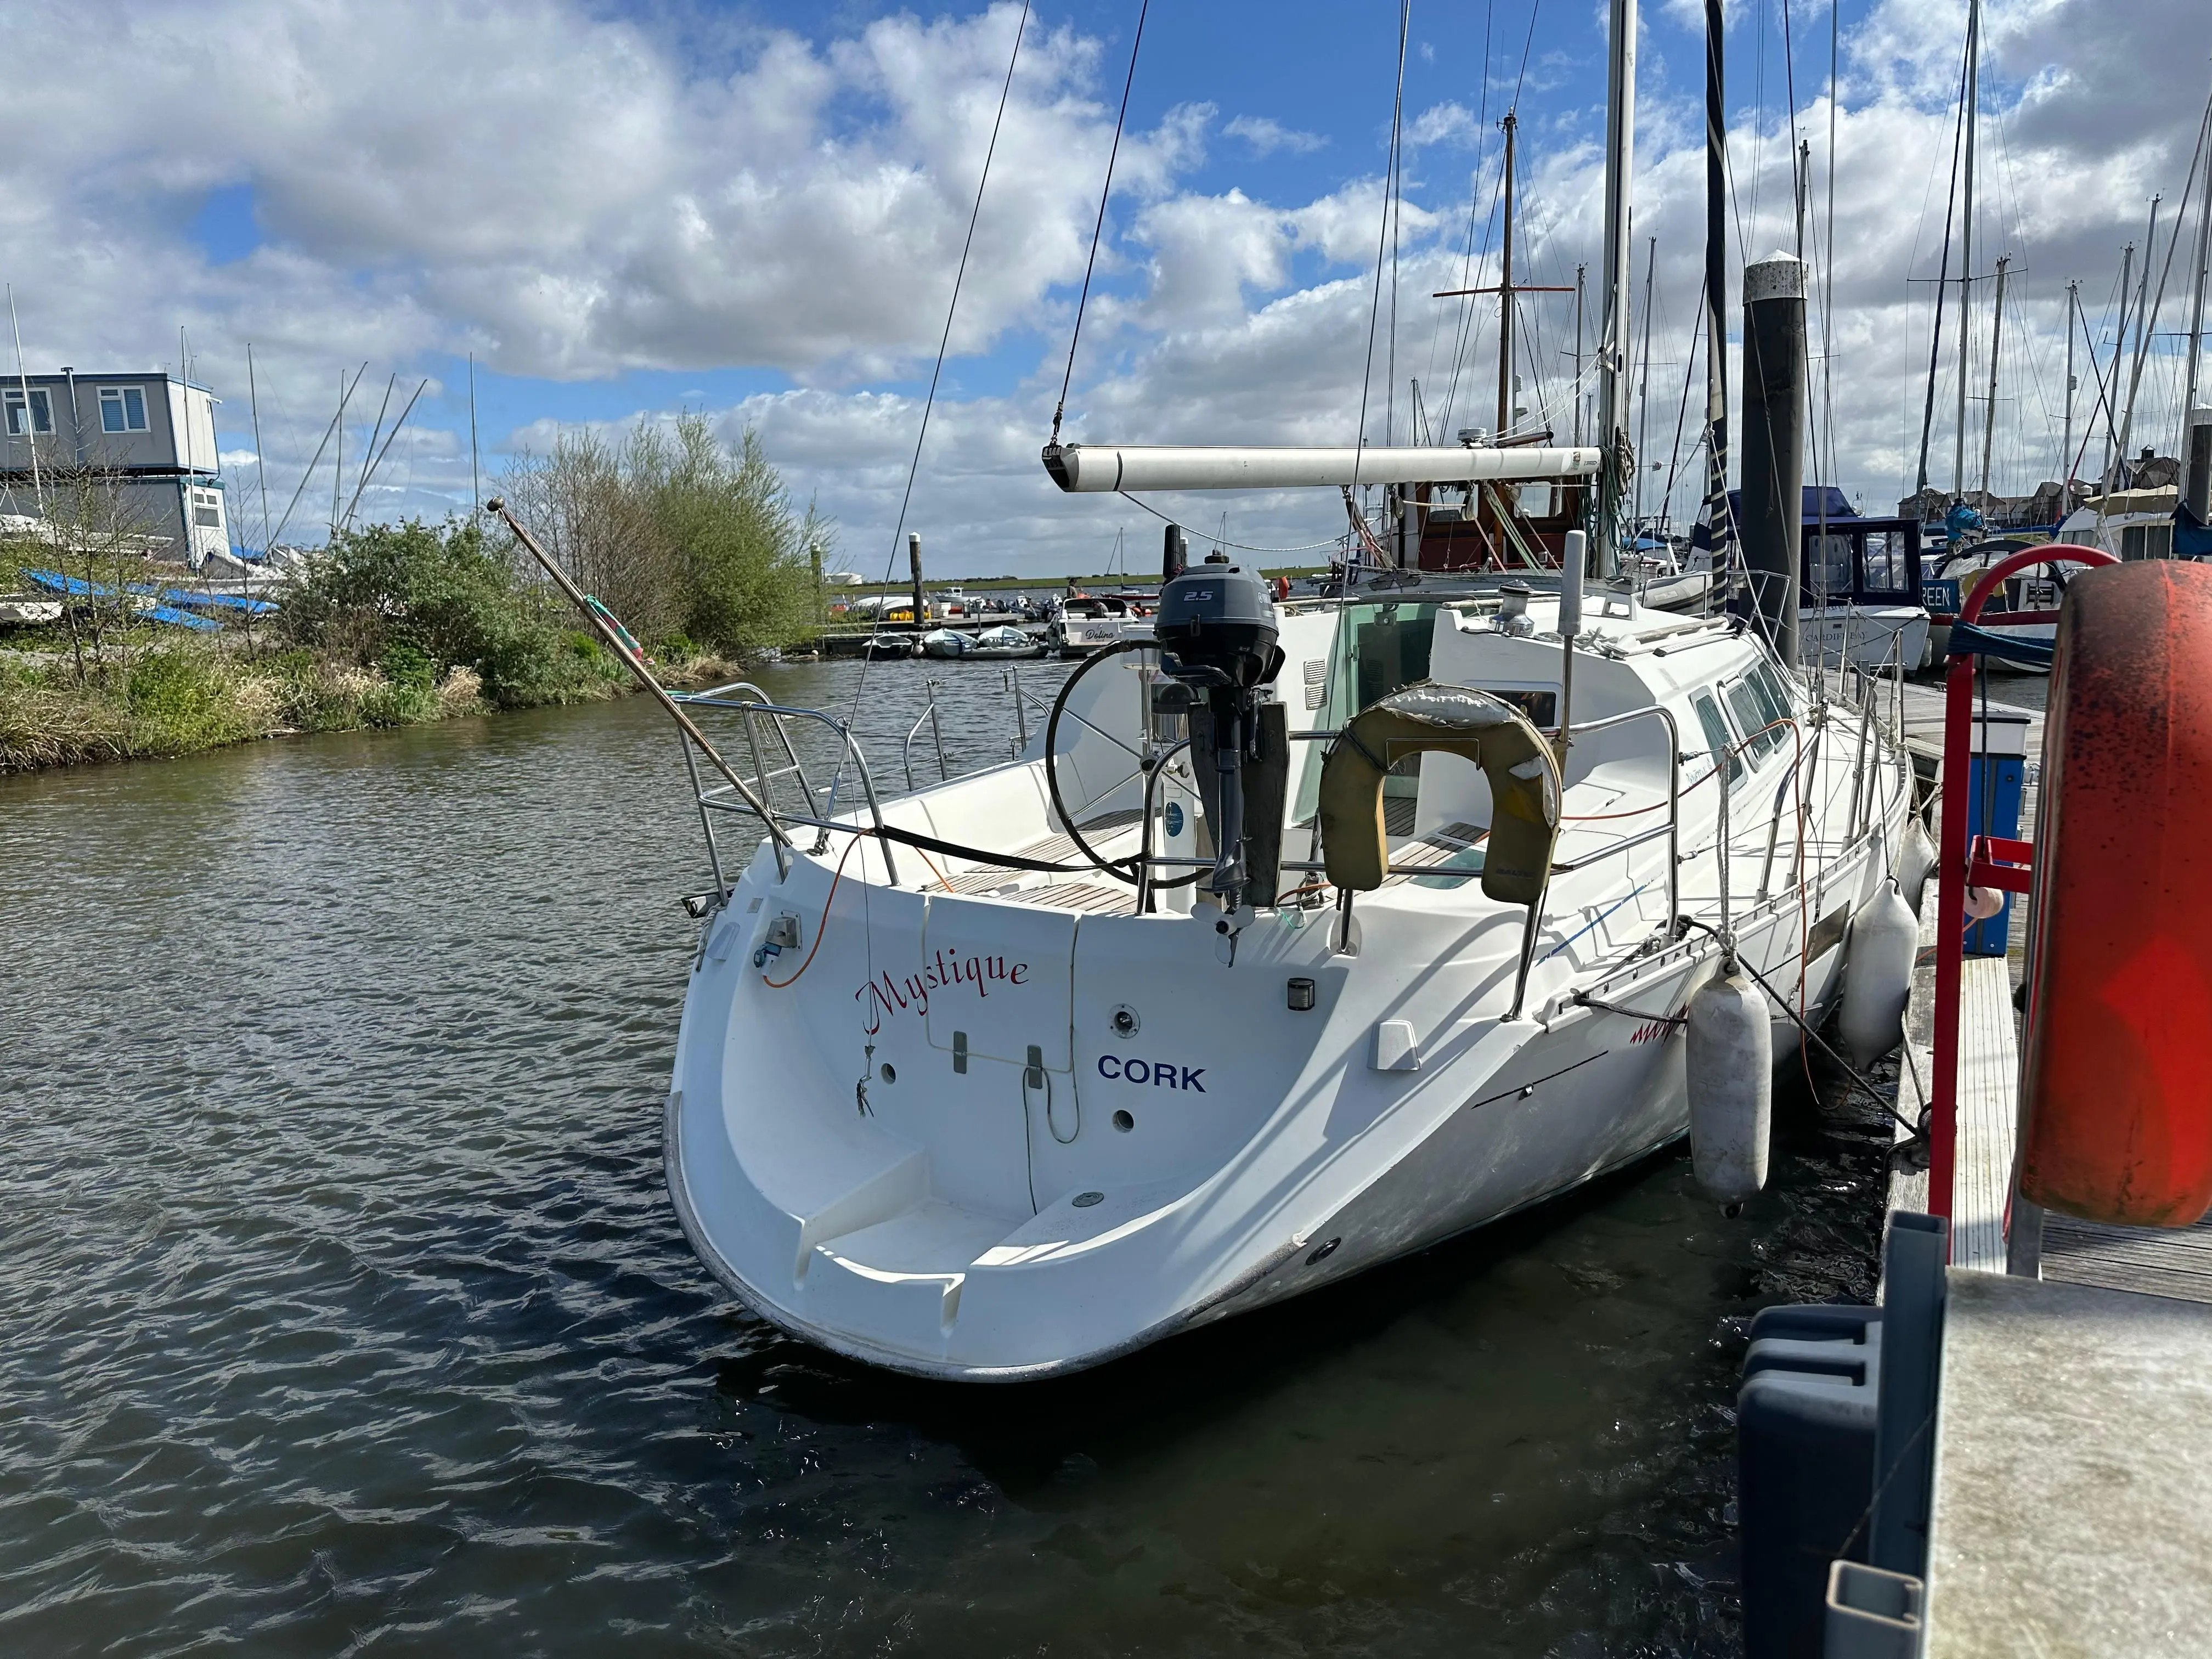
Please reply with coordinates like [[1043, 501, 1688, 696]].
[[9, 0, 2210, 573]]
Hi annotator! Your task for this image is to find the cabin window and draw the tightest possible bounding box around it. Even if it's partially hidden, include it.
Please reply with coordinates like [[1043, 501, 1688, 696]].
[[100, 386, 149, 432], [2121, 523, 2174, 561], [1692, 692, 1743, 787], [1516, 482, 1554, 517], [1809, 534, 1853, 595], [1483, 688, 1558, 729], [1352, 603, 1437, 712], [3, 388, 52, 434], [1861, 530, 1912, 596], [1724, 669, 1790, 764]]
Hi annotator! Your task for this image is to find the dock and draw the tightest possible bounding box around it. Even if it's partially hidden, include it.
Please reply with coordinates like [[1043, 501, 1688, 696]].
[[1856, 676, 2212, 1656]]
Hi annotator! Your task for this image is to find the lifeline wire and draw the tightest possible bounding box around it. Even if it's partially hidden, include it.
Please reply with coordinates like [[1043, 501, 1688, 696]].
[[1049, 0, 1151, 444]]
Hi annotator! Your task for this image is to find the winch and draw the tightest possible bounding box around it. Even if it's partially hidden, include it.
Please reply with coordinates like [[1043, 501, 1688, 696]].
[[1153, 552, 1288, 909]]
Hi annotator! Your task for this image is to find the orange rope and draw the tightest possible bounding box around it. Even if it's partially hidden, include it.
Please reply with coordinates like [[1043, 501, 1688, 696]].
[[761, 834, 864, 989]]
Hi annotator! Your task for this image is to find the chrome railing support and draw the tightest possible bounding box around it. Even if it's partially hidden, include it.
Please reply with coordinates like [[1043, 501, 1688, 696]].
[[1508, 703, 1680, 1022]]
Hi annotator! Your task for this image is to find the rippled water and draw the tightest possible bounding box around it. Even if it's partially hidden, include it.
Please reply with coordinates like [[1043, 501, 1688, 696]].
[[0, 660, 1891, 1656]]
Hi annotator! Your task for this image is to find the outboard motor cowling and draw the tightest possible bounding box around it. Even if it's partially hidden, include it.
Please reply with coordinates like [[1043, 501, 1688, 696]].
[[1155, 555, 1286, 909]]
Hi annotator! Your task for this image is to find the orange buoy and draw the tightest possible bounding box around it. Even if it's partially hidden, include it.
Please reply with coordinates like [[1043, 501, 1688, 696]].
[[2020, 560, 2212, 1227]]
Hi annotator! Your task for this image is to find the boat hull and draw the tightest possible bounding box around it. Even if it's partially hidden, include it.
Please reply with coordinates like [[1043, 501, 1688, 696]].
[[664, 823, 1890, 1381]]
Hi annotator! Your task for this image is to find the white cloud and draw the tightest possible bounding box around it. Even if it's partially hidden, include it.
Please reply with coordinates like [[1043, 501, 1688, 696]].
[[1407, 102, 1485, 150], [1224, 115, 1328, 156], [3, 0, 2204, 575]]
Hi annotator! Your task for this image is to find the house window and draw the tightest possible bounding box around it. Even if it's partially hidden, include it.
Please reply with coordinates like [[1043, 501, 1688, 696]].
[[3, 387, 52, 435], [100, 386, 149, 432], [192, 489, 224, 529]]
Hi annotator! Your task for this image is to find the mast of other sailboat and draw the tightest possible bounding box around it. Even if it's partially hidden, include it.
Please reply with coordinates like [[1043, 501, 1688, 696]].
[[1953, 0, 1980, 499], [1595, 0, 1638, 579]]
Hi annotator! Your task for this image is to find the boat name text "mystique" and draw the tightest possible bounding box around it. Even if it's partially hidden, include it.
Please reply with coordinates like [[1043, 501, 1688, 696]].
[[855, 951, 1031, 1032], [1097, 1056, 1206, 1091]]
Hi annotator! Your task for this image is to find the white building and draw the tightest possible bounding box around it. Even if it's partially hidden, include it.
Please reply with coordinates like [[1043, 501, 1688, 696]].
[[1, 370, 230, 565]]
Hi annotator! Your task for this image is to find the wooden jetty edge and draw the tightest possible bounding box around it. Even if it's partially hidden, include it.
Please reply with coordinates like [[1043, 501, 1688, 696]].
[[1865, 676, 2212, 1657]]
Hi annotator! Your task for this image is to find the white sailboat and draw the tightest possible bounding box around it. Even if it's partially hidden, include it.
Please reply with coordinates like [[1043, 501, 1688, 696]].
[[657, 0, 1914, 1380]]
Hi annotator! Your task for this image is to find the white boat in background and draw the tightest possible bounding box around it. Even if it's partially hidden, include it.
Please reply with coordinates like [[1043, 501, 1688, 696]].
[[2057, 485, 2180, 562]]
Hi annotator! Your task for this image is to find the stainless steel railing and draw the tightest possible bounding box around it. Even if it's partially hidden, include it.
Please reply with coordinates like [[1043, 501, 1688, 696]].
[[673, 684, 902, 889]]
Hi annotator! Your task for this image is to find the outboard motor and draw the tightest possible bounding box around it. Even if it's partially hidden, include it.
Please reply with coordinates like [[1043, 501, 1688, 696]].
[[1154, 552, 1287, 911]]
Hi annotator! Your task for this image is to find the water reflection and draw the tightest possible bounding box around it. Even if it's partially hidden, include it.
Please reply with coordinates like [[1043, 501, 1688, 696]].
[[0, 681, 1887, 1656]]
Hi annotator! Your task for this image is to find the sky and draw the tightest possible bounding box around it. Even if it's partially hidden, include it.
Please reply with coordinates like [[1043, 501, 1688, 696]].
[[5, 0, 2210, 577]]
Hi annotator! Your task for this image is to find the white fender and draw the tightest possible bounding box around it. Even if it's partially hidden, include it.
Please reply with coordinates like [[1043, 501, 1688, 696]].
[[1895, 817, 1936, 915], [1839, 879, 1918, 1069], [1685, 967, 1773, 1211]]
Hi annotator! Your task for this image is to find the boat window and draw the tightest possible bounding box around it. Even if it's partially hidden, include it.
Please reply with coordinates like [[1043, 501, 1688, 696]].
[[1861, 531, 1912, 597], [1482, 688, 1558, 728], [1808, 534, 1853, 596], [2121, 523, 2174, 561], [1724, 673, 1787, 763], [1692, 692, 1743, 787], [1352, 603, 1437, 711], [1517, 482, 1554, 517]]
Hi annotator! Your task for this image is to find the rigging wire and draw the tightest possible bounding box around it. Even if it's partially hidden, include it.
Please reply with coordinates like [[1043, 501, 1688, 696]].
[[840, 1, 1032, 1031], [1115, 491, 1349, 555], [1049, 0, 1150, 445]]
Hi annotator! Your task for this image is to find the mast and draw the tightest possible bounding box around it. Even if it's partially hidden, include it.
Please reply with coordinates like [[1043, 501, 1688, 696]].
[[1953, 0, 1980, 498], [248, 342, 272, 555], [2105, 241, 2134, 485], [469, 351, 482, 520], [331, 369, 347, 539], [2117, 194, 2165, 482], [1634, 235, 1657, 533], [1980, 255, 2009, 498], [2062, 280, 2078, 488], [1702, 0, 1734, 591], [2188, 127, 2212, 424], [1595, 0, 1638, 580], [1498, 111, 1517, 437], [1573, 263, 1587, 447], [1795, 139, 1811, 259]]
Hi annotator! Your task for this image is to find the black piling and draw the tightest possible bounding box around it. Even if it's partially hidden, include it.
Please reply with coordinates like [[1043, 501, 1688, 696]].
[[1742, 252, 1807, 665]]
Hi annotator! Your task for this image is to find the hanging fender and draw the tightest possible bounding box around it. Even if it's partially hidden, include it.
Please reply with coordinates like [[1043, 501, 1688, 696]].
[[1316, 681, 1560, 905], [2020, 560, 2212, 1228]]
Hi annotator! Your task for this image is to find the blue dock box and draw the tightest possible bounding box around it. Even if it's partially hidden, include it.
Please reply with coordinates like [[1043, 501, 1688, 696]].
[[1963, 710, 2030, 957], [1739, 1304, 1882, 1657]]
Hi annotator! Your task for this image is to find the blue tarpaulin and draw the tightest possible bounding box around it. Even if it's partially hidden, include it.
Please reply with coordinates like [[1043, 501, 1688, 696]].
[[1948, 620, 2053, 668], [23, 570, 224, 631], [2177, 503, 2212, 560]]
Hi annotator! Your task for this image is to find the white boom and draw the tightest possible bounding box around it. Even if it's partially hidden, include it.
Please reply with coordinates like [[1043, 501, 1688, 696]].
[[1041, 442, 1601, 493]]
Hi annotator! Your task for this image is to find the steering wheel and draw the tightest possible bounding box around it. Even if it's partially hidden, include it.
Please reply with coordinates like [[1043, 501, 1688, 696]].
[[1042, 639, 1205, 890]]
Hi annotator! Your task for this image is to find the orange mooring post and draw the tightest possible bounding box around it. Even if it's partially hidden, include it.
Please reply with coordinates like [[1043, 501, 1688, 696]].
[[2019, 559, 2212, 1226], [1928, 544, 2115, 1232]]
